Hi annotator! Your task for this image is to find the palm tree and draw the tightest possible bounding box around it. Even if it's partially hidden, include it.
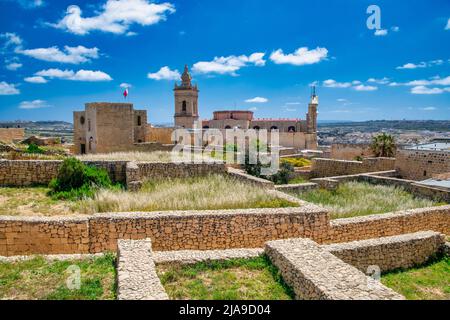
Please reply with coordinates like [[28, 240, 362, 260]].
[[370, 133, 395, 157]]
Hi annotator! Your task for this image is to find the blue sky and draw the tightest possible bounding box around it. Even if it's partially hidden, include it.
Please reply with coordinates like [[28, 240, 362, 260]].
[[0, 0, 449, 123]]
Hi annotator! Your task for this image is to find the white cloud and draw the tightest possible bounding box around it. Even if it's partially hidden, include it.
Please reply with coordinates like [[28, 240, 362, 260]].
[[285, 102, 301, 105], [422, 107, 436, 111], [445, 18, 450, 30], [24, 76, 47, 83], [19, 100, 51, 109], [367, 77, 390, 84], [391, 26, 400, 32], [270, 47, 328, 66], [323, 79, 352, 88], [337, 98, 348, 102], [34, 68, 112, 81], [19, 45, 99, 64], [410, 86, 444, 95], [353, 84, 378, 91], [374, 29, 388, 36], [396, 60, 443, 70], [0, 81, 20, 95], [147, 66, 180, 80], [120, 82, 132, 88], [51, 0, 175, 35], [245, 97, 268, 103], [192, 53, 265, 75], [5, 62, 22, 70], [14, 0, 44, 9], [248, 107, 258, 111], [0, 32, 23, 49]]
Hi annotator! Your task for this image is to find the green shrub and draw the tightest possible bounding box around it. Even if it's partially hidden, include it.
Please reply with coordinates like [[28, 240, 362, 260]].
[[49, 158, 113, 200], [267, 161, 294, 185], [26, 143, 45, 154]]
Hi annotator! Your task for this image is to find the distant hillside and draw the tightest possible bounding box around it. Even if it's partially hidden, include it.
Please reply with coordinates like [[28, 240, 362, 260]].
[[0, 121, 73, 143], [318, 120, 450, 132]]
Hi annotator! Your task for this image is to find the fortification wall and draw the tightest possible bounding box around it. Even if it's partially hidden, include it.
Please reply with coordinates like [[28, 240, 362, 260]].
[[395, 149, 450, 180], [0, 204, 448, 256], [310, 157, 395, 178], [330, 143, 374, 160], [145, 127, 174, 144], [0, 128, 25, 143]]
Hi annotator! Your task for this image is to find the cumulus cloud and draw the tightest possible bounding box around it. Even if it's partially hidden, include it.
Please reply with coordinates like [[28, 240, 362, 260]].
[[19, 45, 99, 64], [323, 79, 352, 88], [192, 53, 265, 75], [396, 60, 443, 70], [24, 76, 47, 83], [353, 84, 378, 91], [410, 86, 444, 95], [120, 82, 132, 88], [446, 18, 450, 30], [50, 0, 175, 35], [422, 107, 436, 111], [367, 77, 390, 85], [147, 66, 180, 80], [270, 47, 328, 66], [5, 62, 22, 70], [391, 26, 400, 32], [0, 81, 20, 95], [33, 68, 112, 81], [19, 100, 51, 109], [10, 0, 44, 9], [245, 97, 268, 103], [374, 29, 388, 36]]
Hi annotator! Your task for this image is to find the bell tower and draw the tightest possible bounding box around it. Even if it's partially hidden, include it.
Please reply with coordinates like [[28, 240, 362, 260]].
[[174, 65, 199, 128], [306, 86, 318, 134]]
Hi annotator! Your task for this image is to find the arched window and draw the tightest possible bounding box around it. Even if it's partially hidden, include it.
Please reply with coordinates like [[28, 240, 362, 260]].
[[270, 126, 278, 131], [182, 101, 187, 112], [80, 116, 85, 125], [89, 137, 93, 151], [88, 119, 91, 131], [225, 125, 232, 129], [137, 116, 142, 126], [288, 126, 296, 132], [253, 126, 260, 130]]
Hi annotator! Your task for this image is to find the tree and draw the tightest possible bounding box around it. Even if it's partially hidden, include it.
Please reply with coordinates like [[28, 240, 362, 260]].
[[370, 133, 395, 157]]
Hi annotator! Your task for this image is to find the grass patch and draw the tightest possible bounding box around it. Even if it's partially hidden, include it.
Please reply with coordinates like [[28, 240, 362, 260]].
[[157, 255, 294, 300], [0, 187, 74, 216], [295, 181, 441, 219], [288, 177, 309, 184], [381, 255, 450, 300], [76, 174, 298, 214], [281, 157, 311, 168], [0, 254, 116, 300]]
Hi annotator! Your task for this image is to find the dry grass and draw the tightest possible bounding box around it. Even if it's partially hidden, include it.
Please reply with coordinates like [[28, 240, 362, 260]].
[[75, 174, 297, 214], [0, 187, 74, 216], [76, 151, 217, 163], [295, 181, 442, 219]]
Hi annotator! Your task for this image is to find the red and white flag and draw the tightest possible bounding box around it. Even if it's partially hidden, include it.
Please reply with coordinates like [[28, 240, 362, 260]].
[[123, 88, 129, 98]]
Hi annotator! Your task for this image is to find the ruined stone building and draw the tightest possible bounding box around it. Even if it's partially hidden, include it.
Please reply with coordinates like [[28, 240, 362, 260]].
[[73, 65, 319, 154]]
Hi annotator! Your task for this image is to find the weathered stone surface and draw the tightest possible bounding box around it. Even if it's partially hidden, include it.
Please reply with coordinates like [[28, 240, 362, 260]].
[[265, 238, 404, 300], [117, 239, 168, 300], [323, 231, 445, 273]]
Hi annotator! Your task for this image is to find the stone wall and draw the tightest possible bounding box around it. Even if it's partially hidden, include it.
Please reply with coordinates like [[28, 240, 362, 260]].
[[0, 204, 448, 256], [0, 128, 25, 143], [323, 231, 445, 273], [117, 239, 168, 300], [145, 127, 174, 145], [310, 157, 396, 178], [395, 149, 450, 180], [136, 162, 225, 180], [0, 160, 128, 186], [330, 143, 374, 160], [265, 238, 403, 300], [327, 205, 450, 244]]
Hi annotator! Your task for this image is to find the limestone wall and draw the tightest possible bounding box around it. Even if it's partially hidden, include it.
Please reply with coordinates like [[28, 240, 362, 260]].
[[310, 157, 396, 178], [265, 238, 403, 300], [145, 127, 175, 144], [323, 231, 445, 273], [395, 149, 450, 180], [330, 143, 374, 160], [0, 128, 25, 143], [327, 205, 450, 244], [0, 204, 448, 256], [136, 162, 225, 180]]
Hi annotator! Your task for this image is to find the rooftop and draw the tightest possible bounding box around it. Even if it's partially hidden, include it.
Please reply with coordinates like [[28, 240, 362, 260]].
[[403, 138, 450, 152]]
